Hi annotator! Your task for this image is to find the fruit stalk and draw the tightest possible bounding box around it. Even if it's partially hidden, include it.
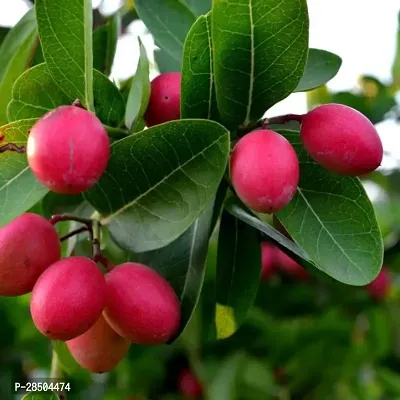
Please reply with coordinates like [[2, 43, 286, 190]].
[[0, 143, 26, 153]]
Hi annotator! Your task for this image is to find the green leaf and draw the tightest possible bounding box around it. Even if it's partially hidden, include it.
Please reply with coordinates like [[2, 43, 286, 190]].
[[85, 119, 230, 252], [184, 0, 212, 16], [215, 210, 261, 339], [136, 196, 216, 337], [35, 0, 95, 111], [0, 27, 10, 45], [154, 47, 181, 73], [294, 48, 342, 92], [0, 119, 48, 228], [225, 196, 314, 269], [125, 38, 151, 131], [392, 11, 400, 89], [93, 12, 121, 75], [135, 0, 196, 63], [22, 394, 59, 400], [212, 0, 309, 129], [181, 13, 219, 121], [276, 130, 383, 285], [0, 9, 37, 125], [8, 63, 125, 126]]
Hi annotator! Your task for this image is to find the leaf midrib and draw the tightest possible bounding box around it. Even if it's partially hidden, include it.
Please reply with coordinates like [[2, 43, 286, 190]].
[[101, 133, 226, 224]]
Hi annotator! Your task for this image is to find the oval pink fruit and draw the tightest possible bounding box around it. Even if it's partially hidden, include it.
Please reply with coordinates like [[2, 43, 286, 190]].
[[67, 314, 130, 373], [27, 105, 110, 194], [30, 256, 106, 340], [104, 262, 181, 345], [230, 129, 300, 213], [300, 104, 383, 176], [144, 72, 181, 127], [0, 213, 60, 296]]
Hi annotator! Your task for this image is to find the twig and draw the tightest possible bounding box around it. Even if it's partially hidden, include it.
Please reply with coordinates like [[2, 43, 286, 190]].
[[60, 226, 89, 242], [0, 143, 26, 154]]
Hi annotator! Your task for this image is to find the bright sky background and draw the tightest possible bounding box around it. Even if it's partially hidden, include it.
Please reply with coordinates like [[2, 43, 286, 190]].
[[0, 0, 399, 174]]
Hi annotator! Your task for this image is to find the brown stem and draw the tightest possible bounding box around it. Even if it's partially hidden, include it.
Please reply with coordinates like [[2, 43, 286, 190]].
[[0, 143, 26, 154], [60, 226, 89, 242], [50, 214, 92, 226], [90, 220, 114, 271], [237, 113, 304, 136]]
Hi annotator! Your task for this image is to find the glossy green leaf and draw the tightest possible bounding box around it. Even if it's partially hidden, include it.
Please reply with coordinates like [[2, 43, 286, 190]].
[[212, 0, 309, 129], [184, 0, 212, 16], [275, 130, 383, 285], [8, 63, 124, 126], [215, 210, 261, 339], [35, 0, 95, 111], [125, 38, 150, 131], [136, 196, 216, 337], [154, 47, 181, 72], [0, 9, 37, 125], [85, 119, 230, 252], [181, 13, 219, 121], [135, 0, 196, 62], [295, 48, 342, 92], [0, 119, 48, 227], [224, 196, 314, 269], [93, 12, 121, 75]]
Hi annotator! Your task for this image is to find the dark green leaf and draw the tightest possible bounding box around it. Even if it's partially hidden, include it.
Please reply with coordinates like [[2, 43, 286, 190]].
[[136, 196, 216, 337], [41, 192, 85, 218], [181, 13, 219, 121], [8, 63, 124, 126], [154, 47, 181, 73], [0, 119, 48, 227], [212, 0, 309, 129], [85, 119, 230, 252], [295, 48, 342, 92], [276, 130, 383, 285], [0, 27, 10, 45], [184, 0, 212, 16], [22, 394, 59, 400], [35, 0, 95, 111], [0, 9, 37, 125], [225, 196, 314, 269], [125, 38, 150, 131], [135, 0, 196, 63], [215, 210, 261, 339], [93, 12, 121, 75]]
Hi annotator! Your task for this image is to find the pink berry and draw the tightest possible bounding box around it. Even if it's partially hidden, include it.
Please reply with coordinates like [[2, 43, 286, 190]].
[[66, 314, 130, 373], [300, 104, 383, 176], [230, 130, 300, 213], [261, 242, 277, 281], [30, 256, 107, 340], [144, 72, 181, 127], [0, 213, 60, 296], [27, 105, 110, 194], [276, 248, 309, 280], [366, 266, 391, 300], [103, 263, 181, 345], [178, 368, 203, 399]]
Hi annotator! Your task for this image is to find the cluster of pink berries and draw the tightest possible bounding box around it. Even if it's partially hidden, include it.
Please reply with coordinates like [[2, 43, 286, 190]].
[[0, 213, 181, 373]]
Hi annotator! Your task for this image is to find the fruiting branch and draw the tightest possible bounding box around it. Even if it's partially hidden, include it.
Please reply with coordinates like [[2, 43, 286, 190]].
[[50, 214, 112, 270], [0, 143, 26, 154], [237, 113, 304, 136]]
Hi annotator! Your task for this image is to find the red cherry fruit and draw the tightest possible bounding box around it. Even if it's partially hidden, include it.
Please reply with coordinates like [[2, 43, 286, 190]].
[[275, 248, 309, 280], [66, 314, 130, 373], [178, 368, 203, 399], [261, 242, 277, 281], [30, 256, 106, 340], [300, 104, 383, 176], [366, 266, 391, 300], [144, 72, 181, 127], [103, 263, 181, 345], [230, 129, 299, 213], [0, 213, 60, 296], [27, 105, 110, 194]]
